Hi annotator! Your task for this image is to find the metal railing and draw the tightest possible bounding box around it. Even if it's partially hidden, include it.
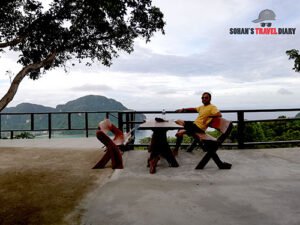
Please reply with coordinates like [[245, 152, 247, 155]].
[[119, 109, 300, 149], [1, 108, 300, 149], [0, 110, 136, 139]]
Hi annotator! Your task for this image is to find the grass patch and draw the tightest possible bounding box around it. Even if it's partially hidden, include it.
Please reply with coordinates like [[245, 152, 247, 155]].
[[0, 147, 113, 225]]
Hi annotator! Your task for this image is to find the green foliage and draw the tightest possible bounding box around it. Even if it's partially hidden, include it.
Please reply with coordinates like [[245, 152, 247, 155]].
[[15, 132, 35, 139], [207, 130, 221, 138], [139, 137, 151, 144], [0, 0, 165, 78], [229, 116, 300, 147], [167, 135, 194, 144], [286, 49, 300, 72], [139, 135, 193, 144], [245, 123, 265, 142]]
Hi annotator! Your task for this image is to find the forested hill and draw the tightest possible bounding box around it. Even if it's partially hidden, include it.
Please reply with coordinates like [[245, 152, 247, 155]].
[[56, 95, 128, 112], [3, 103, 56, 113], [3, 95, 128, 113], [1, 95, 138, 132]]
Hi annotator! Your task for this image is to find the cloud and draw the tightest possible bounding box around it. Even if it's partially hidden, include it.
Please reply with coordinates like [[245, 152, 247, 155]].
[[2, 0, 300, 112], [103, 28, 300, 83], [70, 84, 113, 92], [156, 89, 178, 95], [278, 88, 293, 95]]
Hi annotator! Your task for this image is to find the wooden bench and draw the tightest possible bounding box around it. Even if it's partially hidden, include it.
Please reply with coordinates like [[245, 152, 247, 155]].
[[92, 119, 134, 169], [192, 117, 233, 169]]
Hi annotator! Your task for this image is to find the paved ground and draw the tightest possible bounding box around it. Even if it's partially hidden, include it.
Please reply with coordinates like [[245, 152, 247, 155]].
[[1, 139, 300, 225], [81, 148, 300, 225], [0, 137, 100, 149]]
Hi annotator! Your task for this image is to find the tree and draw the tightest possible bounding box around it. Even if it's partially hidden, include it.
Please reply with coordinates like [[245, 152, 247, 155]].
[[286, 49, 300, 72], [0, 0, 165, 111], [229, 122, 265, 144]]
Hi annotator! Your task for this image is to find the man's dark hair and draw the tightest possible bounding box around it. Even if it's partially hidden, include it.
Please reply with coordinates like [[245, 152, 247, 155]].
[[202, 92, 212, 99]]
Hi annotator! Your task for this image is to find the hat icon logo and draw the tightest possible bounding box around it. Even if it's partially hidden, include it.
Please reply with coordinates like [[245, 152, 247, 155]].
[[252, 9, 276, 23]]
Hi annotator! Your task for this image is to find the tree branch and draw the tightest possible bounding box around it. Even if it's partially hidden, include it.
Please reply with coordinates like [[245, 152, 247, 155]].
[[286, 49, 300, 73], [0, 50, 56, 111], [0, 37, 24, 48]]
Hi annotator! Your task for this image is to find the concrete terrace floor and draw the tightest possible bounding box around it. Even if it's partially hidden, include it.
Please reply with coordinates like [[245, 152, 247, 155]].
[[1, 138, 300, 225]]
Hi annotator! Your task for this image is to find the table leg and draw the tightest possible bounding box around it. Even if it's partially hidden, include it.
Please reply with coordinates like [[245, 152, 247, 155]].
[[148, 129, 179, 173]]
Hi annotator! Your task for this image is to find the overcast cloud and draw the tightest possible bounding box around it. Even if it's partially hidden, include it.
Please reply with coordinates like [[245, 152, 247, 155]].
[[1, 0, 300, 112]]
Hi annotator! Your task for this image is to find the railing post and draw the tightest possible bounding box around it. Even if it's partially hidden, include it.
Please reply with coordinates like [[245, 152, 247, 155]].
[[85, 112, 89, 137], [125, 112, 130, 132], [48, 113, 52, 139], [31, 113, 34, 131], [130, 111, 136, 144], [68, 113, 71, 130], [118, 112, 123, 132], [130, 111, 135, 130], [237, 111, 245, 149]]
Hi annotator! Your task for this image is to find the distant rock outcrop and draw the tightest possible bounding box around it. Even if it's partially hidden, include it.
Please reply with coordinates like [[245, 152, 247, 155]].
[[3, 95, 129, 113], [2, 103, 56, 113], [56, 95, 128, 112], [1, 95, 141, 134]]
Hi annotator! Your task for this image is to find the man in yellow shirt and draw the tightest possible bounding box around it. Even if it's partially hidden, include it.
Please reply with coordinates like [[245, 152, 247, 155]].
[[174, 92, 221, 155]]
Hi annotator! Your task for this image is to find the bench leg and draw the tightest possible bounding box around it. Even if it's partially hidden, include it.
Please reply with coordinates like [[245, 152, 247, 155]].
[[93, 130, 123, 169], [195, 150, 223, 169], [195, 151, 211, 169], [195, 140, 231, 169], [110, 145, 124, 169], [186, 139, 199, 152], [93, 145, 124, 169], [93, 150, 111, 169]]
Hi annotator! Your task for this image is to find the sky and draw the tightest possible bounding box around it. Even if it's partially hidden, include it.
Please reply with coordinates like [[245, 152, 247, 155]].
[[1, 0, 300, 112]]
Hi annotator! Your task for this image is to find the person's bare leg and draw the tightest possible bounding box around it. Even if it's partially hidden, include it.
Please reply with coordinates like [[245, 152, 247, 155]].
[[175, 119, 185, 126]]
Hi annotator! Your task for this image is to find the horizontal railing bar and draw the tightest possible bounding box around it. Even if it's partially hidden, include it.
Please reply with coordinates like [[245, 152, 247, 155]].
[[117, 117, 300, 126], [244, 140, 300, 145], [243, 118, 300, 123], [0, 111, 135, 116], [132, 108, 300, 114], [132, 143, 238, 147], [0, 128, 99, 132]]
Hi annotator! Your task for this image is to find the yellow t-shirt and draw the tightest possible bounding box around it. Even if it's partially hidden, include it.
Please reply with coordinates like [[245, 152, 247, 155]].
[[194, 104, 219, 131]]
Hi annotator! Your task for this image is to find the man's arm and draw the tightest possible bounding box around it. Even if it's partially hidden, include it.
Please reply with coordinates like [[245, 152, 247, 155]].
[[203, 111, 222, 126], [175, 108, 197, 113], [209, 111, 222, 118]]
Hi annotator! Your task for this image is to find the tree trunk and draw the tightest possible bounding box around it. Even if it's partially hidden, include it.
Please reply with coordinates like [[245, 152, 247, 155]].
[[0, 51, 56, 112], [0, 37, 24, 48]]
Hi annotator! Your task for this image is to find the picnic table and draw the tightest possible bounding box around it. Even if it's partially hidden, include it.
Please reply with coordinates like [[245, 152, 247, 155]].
[[139, 119, 182, 174]]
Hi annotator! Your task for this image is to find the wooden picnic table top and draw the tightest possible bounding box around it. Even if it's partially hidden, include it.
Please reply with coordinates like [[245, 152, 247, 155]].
[[138, 119, 183, 130]]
